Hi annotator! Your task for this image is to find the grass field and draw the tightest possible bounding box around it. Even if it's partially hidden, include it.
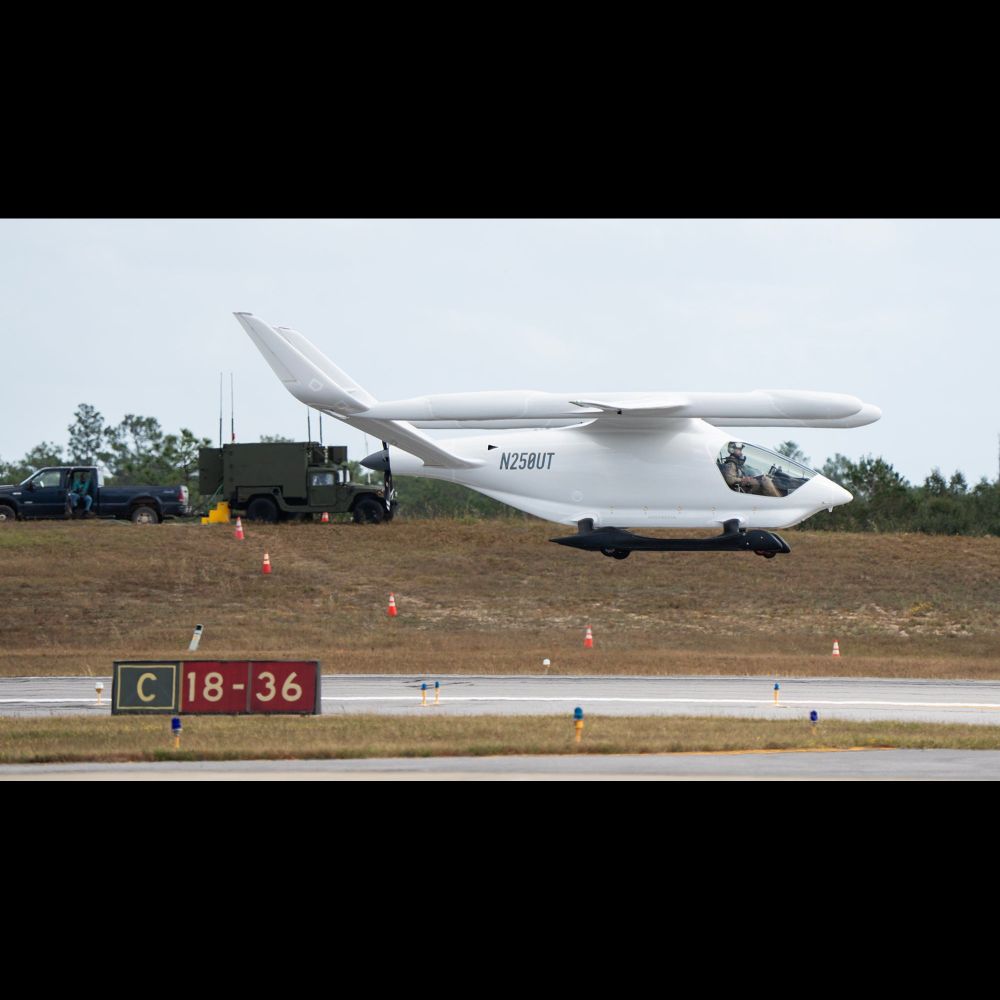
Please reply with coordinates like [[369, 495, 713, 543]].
[[1, 518, 998, 680], [6, 713, 1000, 764]]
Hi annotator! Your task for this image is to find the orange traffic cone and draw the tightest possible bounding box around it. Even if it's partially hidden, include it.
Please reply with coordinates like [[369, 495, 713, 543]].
[[832, 639, 840, 657], [584, 624, 594, 649], [234, 517, 244, 540], [387, 593, 398, 617], [321, 511, 330, 524], [262, 552, 272, 575]]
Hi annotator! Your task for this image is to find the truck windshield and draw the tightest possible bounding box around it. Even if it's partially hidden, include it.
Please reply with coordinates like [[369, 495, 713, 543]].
[[718, 442, 817, 497]]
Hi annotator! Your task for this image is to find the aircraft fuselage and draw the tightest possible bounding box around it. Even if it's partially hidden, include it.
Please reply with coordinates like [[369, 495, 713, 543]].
[[370, 418, 851, 530]]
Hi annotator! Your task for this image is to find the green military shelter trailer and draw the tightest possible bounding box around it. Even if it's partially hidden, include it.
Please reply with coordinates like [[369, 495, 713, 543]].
[[198, 442, 395, 523]]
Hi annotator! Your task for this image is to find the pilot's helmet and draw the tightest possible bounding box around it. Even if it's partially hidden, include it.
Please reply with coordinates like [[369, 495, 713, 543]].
[[728, 442, 745, 459]]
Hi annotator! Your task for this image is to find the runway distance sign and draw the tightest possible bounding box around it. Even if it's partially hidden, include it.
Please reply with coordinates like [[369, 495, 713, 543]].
[[112, 660, 321, 715]]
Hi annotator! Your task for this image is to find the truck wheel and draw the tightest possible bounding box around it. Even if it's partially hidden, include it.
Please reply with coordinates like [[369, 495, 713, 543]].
[[131, 506, 161, 524], [352, 497, 385, 524], [0, 505, 16, 524], [247, 497, 279, 523]]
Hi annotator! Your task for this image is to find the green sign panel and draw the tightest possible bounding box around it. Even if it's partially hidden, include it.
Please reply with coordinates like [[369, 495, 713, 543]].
[[112, 661, 180, 714]]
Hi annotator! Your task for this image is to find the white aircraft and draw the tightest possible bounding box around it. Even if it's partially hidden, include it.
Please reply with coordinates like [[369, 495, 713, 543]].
[[234, 312, 880, 559]]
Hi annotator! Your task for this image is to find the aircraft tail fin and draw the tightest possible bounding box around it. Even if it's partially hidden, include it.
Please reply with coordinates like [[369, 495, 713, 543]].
[[234, 312, 482, 469], [233, 312, 374, 416]]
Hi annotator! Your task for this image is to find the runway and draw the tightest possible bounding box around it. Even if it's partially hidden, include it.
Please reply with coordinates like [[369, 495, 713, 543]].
[[5, 674, 1000, 779], [4, 750, 1000, 780], [4, 674, 1000, 726]]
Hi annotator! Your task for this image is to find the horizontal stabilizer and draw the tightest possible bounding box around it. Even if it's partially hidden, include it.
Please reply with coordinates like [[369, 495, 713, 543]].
[[347, 416, 483, 469]]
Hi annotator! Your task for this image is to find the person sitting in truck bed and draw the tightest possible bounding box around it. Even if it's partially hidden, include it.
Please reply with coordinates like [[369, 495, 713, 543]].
[[67, 470, 94, 516]]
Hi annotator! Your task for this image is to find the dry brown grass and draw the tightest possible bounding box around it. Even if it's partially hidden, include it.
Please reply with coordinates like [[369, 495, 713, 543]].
[[1, 519, 998, 679], [5, 713, 1000, 764]]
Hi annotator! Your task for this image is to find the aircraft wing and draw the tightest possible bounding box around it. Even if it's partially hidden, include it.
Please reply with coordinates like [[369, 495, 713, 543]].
[[234, 313, 483, 469], [236, 311, 880, 459], [361, 389, 880, 427], [704, 402, 882, 429]]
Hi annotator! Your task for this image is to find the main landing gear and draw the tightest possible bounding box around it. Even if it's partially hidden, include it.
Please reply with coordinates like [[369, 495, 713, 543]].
[[553, 519, 791, 558]]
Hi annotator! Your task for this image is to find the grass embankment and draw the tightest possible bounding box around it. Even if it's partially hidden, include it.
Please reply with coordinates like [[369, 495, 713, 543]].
[[1, 519, 998, 679], [5, 714, 1000, 764]]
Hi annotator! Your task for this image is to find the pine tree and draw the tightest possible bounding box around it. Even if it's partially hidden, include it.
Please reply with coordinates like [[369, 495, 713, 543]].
[[67, 403, 105, 465]]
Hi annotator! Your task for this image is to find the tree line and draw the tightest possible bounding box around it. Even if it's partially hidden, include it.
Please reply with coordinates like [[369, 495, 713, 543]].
[[778, 442, 1000, 536], [0, 404, 211, 488], [2, 409, 998, 534]]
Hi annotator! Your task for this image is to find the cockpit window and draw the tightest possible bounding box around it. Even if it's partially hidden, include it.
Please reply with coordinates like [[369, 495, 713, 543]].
[[718, 442, 817, 497]]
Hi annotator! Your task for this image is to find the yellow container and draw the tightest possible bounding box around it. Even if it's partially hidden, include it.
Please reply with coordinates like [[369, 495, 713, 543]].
[[201, 501, 231, 524]]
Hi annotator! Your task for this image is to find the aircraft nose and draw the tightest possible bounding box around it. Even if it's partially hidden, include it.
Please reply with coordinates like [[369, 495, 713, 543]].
[[818, 476, 852, 508], [361, 448, 390, 473]]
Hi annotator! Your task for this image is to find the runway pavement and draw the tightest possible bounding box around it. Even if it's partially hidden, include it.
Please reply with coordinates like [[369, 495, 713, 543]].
[[5, 674, 1000, 779], [4, 749, 1000, 780], [4, 674, 1000, 726]]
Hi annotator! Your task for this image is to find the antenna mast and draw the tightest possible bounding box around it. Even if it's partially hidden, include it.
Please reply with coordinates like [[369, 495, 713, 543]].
[[219, 373, 223, 448], [230, 373, 235, 443]]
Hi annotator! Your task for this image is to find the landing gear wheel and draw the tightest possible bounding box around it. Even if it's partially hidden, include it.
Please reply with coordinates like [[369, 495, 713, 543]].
[[353, 497, 385, 524], [754, 550, 777, 559], [601, 547, 631, 560]]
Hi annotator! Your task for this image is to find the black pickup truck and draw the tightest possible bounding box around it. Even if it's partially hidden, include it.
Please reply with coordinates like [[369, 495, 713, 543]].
[[0, 466, 191, 524]]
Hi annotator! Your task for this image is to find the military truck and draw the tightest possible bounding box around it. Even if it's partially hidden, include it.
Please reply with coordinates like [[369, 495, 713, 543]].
[[198, 442, 396, 523]]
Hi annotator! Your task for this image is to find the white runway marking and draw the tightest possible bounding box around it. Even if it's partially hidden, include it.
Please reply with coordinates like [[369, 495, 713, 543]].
[[321, 696, 1000, 710], [0, 699, 102, 704], [4, 695, 1000, 711], [5, 677, 1000, 725]]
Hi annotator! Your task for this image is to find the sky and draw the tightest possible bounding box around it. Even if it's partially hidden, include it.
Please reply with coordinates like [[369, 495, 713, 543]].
[[1, 218, 997, 486]]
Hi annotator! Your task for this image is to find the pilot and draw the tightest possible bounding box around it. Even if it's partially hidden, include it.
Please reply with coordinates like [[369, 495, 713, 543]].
[[721, 444, 782, 497]]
